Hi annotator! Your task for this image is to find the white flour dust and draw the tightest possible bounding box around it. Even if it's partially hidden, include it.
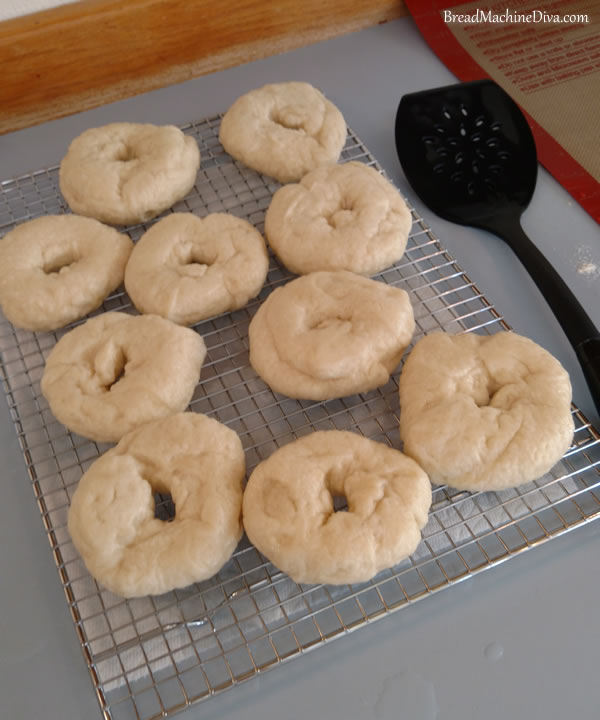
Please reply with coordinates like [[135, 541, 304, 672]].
[[577, 261, 598, 276], [574, 246, 599, 281]]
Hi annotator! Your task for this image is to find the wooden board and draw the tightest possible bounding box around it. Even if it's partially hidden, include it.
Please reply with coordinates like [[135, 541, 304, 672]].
[[0, 0, 408, 134]]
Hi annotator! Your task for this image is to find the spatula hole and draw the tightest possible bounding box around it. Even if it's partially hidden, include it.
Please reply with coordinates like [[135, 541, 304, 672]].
[[474, 115, 485, 127], [467, 181, 476, 196], [433, 163, 446, 175], [437, 146, 449, 157], [488, 164, 502, 175], [486, 138, 499, 148], [459, 125, 467, 136], [460, 104, 468, 116], [454, 152, 465, 165], [490, 121, 502, 131], [471, 132, 482, 142], [447, 137, 458, 147], [435, 124, 446, 134], [450, 171, 464, 182], [497, 150, 511, 160], [422, 135, 436, 145]]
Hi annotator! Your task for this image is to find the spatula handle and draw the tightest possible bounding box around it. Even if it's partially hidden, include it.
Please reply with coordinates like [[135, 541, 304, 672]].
[[575, 338, 600, 417], [484, 214, 600, 417]]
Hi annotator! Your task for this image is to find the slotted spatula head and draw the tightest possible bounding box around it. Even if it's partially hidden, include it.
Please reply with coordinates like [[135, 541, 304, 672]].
[[395, 79, 537, 229], [396, 79, 600, 419]]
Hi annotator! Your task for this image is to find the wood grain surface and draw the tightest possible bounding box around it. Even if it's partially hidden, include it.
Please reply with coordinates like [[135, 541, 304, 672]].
[[0, 0, 408, 134]]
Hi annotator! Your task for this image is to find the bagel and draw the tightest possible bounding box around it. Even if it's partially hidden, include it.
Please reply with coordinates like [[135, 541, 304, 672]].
[[242, 430, 432, 585], [264, 161, 412, 275], [249, 271, 415, 400], [68, 412, 245, 597], [59, 123, 200, 225], [398, 332, 575, 491], [219, 82, 346, 183], [41, 312, 206, 443], [124, 212, 269, 324], [0, 215, 132, 332]]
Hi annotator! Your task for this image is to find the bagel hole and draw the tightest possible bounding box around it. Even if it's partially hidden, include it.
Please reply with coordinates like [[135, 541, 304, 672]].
[[326, 200, 356, 229], [43, 249, 76, 275], [154, 492, 176, 522], [114, 144, 138, 162], [178, 245, 215, 277], [310, 315, 352, 332], [105, 350, 127, 390], [475, 378, 503, 407], [331, 493, 348, 512], [109, 367, 126, 388], [187, 248, 211, 272], [270, 108, 306, 133]]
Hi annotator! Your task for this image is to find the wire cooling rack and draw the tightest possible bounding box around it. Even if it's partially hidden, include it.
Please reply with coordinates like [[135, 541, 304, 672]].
[[1, 116, 599, 720]]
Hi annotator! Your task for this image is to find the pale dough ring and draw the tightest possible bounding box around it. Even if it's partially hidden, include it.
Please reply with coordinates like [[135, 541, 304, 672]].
[[0, 215, 133, 332], [68, 412, 246, 598], [249, 270, 415, 401], [41, 312, 207, 443], [265, 161, 412, 276], [124, 212, 269, 325], [219, 81, 347, 183], [398, 331, 575, 491], [59, 123, 201, 226], [242, 430, 432, 585]]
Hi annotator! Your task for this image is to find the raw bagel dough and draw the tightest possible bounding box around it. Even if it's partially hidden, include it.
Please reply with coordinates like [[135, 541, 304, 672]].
[[249, 271, 415, 400], [219, 82, 346, 183], [0, 215, 132, 332], [41, 312, 206, 443], [265, 161, 412, 275], [398, 332, 575, 491], [124, 212, 269, 324], [242, 430, 432, 585], [68, 412, 245, 597], [59, 123, 200, 225]]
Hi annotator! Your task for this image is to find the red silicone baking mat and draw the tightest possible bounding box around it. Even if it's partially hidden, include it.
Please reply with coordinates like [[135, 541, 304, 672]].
[[405, 0, 600, 223]]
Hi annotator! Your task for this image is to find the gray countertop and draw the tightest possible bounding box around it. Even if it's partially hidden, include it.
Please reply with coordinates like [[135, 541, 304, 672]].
[[1, 16, 599, 720]]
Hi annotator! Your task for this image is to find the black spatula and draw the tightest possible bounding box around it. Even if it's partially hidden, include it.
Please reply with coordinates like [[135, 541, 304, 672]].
[[395, 78, 600, 416]]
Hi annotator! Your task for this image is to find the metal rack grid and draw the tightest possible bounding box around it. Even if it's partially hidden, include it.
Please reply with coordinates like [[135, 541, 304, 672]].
[[1, 115, 599, 720]]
